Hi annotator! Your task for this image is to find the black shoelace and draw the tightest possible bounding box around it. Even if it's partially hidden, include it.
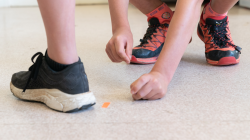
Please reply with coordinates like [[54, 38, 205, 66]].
[[207, 21, 236, 49], [139, 23, 169, 46], [23, 52, 44, 92]]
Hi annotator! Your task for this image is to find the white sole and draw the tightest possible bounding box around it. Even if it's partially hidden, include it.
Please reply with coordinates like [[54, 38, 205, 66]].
[[10, 82, 96, 112]]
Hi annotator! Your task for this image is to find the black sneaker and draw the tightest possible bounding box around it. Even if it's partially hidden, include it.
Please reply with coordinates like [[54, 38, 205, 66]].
[[10, 52, 96, 112]]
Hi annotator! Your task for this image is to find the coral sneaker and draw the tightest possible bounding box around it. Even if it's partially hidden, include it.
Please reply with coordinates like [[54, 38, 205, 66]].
[[198, 14, 242, 66], [131, 17, 169, 64]]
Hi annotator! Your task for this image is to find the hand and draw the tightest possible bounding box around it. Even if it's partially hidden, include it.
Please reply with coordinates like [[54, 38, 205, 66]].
[[130, 71, 169, 100], [106, 27, 133, 64]]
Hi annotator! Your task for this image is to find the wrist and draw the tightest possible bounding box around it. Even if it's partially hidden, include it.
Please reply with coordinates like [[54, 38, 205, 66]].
[[112, 24, 130, 34]]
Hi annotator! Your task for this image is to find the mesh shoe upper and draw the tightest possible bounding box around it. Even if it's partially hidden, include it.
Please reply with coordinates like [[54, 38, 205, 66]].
[[132, 18, 169, 58], [198, 15, 241, 61], [11, 52, 89, 95]]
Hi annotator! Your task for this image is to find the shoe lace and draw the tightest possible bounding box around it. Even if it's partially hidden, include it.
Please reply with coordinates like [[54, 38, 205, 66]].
[[23, 52, 44, 92], [207, 21, 235, 48], [139, 23, 168, 46]]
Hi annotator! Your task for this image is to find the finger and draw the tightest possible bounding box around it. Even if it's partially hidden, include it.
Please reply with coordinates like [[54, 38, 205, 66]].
[[132, 93, 147, 100], [106, 42, 117, 62], [110, 44, 123, 62], [142, 89, 157, 100], [136, 82, 153, 99], [133, 88, 152, 100], [107, 50, 117, 62], [108, 39, 123, 62], [132, 93, 143, 100], [148, 92, 165, 100], [106, 45, 118, 62], [125, 41, 133, 62], [132, 93, 141, 100], [130, 74, 151, 95], [114, 39, 130, 63]]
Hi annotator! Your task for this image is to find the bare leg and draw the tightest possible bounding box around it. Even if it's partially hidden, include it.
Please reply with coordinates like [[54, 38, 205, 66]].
[[211, 0, 238, 14], [37, 0, 78, 64], [130, 0, 163, 14], [10, 0, 96, 113]]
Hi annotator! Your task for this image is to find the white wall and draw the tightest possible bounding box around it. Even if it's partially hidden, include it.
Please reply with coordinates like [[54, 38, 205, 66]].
[[0, 0, 108, 7], [0, 0, 9, 7], [240, 0, 250, 8]]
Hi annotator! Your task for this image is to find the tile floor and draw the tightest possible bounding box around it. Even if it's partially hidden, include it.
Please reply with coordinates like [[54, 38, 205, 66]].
[[0, 4, 250, 140]]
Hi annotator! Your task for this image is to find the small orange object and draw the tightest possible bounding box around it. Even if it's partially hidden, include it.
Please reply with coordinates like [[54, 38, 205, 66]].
[[102, 102, 110, 108]]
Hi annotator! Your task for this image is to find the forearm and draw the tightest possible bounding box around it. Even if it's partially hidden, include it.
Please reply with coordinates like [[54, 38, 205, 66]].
[[108, 0, 130, 33], [152, 0, 203, 82]]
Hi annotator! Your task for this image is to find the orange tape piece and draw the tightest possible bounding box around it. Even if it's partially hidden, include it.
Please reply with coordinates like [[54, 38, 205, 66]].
[[102, 102, 110, 108]]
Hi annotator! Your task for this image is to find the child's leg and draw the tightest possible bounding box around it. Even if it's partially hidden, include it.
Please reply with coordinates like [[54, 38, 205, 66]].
[[38, 0, 78, 65], [130, 0, 163, 14], [10, 0, 96, 112], [203, 0, 239, 19], [129, 0, 174, 64], [211, 0, 238, 14], [198, 0, 241, 65]]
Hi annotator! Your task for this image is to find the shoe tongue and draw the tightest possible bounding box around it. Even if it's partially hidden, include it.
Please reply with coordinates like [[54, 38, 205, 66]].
[[206, 16, 227, 25], [148, 17, 160, 26]]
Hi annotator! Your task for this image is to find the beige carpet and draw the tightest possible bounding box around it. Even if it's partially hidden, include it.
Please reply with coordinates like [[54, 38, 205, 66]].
[[0, 4, 250, 140]]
